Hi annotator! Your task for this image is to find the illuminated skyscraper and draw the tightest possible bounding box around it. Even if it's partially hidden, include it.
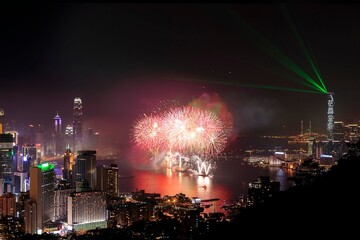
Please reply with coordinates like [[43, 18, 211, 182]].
[[54, 112, 62, 135], [73, 98, 83, 153], [0, 133, 15, 194], [22, 144, 37, 172], [54, 181, 73, 222], [67, 190, 107, 231], [96, 164, 119, 199], [29, 163, 55, 232], [334, 121, 345, 141], [53, 112, 64, 155], [327, 92, 334, 141], [75, 150, 96, 190], [65, 125, 74, 151], [0, 108, 4, 134], [63, 146, 74, 181]]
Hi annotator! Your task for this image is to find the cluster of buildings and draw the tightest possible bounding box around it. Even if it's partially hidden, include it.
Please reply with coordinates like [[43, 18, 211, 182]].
[[0, 98, 110, 237], [1, 97, 223, 239], [245, 117, 360, 170]]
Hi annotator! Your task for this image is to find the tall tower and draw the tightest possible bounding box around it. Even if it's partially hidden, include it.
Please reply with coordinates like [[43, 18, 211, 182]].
[[0, 108, 4, 134], [54, 111, 62, 135], [75, 150, 97, 190], [73, 97, 83, 153], [0, 133, 15, 194], [96, 164, 119, 199], [63, 145, 74, 181], [29, 163, 55, 232], [327, 92, 334, 141]]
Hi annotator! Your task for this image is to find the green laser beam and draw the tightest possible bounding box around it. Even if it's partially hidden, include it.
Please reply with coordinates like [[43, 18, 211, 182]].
[[280, 5, 328, 93], [238, 83, 325, 94], [227, 8, 326, 94], [176, 77, 326, 94], [240, 57, 322, 92]]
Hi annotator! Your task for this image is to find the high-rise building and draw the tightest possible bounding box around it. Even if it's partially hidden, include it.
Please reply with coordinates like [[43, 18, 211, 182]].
[[75, 150, 96, 190], [67, 190, 107, 231], [0, 192, 16, 217], [73, 98, 83, 153], [334, 121, 345, 141], [63, 146, 74, 181], [29, 163, 55, 232], [65, 125, 74, 150], [0, 133, 15, 194], [24, 199, 37, 234], [96, 164, 119, 199], [22, 144, 37, 172], [345, 123, 359, 142], [327, 92, 334, 141], [54, 180, 74, 222], [54, 112, 65, 155], [13, 172, 28, 193], [54, 112, 62, 135], [0, 108, 4, 134]]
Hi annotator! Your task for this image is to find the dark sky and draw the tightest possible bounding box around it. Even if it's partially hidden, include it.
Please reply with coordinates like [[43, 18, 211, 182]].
[[1, 2, 359, 150]]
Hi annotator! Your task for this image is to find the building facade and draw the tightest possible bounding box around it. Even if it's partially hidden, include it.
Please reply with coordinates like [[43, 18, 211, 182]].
[[29, 163, 55, 232]]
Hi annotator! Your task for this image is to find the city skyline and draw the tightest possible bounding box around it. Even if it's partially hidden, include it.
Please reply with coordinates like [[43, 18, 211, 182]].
[[1, 3, 360, 151]]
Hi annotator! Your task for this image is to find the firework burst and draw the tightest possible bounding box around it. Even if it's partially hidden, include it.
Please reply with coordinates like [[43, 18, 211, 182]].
[[131, 101, 233, 175]]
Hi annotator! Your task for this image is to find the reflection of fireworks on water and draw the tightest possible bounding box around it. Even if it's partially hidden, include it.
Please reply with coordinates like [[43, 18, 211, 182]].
[[132, 103, 232, 176]]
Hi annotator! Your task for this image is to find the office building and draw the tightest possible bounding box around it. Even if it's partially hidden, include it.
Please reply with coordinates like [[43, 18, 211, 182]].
[[29, 163, 55, 232], [67, 190, 107, 231], [63, 146, 74, 181], [54, 181, 74, 222], [75, 150, 96, 190], [73, 98, 83, 153], [0, 133, 15, 194], [0, 192, 16, 217], [96, 164, 118, 199]]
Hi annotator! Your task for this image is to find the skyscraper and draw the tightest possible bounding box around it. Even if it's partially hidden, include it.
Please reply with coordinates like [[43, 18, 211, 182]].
[[0, 133, 15, 194], [29, 163, 55, 232], [22, 144, 37, 172], [327, 92, 334, 141], [73, 98, 83, 153], [53, 112, 64, 155], [54, 112, 62, 135], [334, 121, 345, 141], [63, 146, 74, 181], [67, 190, 107, 231], [54, 181, 73, 222], [96, 164, 119, 199], [75, 150, 96, 190], [65, 125, 74, 151], [0, 192, 16, 217], [0, 108, 4, 134]]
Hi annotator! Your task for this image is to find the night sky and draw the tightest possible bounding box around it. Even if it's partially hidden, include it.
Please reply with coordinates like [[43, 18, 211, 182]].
[[1, 2, 360, 151]]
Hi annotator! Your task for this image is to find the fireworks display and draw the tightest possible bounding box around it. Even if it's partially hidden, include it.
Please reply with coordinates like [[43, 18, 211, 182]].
[[132, 95, 233, 176]]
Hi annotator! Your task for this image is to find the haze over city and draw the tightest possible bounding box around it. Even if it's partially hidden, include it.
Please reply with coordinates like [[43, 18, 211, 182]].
[[1, 2, 360, 239], [1, 2, 360, 155]]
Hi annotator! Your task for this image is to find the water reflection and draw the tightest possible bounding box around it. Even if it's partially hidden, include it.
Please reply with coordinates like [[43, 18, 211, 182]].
[[117, 159, 294, 204]]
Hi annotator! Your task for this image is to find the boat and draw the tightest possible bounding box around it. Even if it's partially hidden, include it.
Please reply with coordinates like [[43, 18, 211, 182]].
[[201, 203, 213, 208]]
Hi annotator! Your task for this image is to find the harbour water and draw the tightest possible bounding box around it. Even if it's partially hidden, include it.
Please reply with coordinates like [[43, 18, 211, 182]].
[[114, 158, 295, 211]]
